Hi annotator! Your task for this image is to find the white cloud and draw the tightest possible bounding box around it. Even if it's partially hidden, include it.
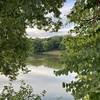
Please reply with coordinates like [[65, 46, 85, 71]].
[[26, 23, 74, 39], [26, 0, 75, 39]]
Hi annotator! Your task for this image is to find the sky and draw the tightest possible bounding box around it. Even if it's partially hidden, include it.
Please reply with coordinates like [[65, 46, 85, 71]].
[[26, 0, 75, 39]]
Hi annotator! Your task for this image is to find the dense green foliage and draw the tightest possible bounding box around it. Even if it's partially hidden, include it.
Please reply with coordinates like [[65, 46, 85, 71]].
[[32, 39, 44, 54], [0, 0, 65, 78], [56, 0, 100, 100], [29, 36, 65, 54]]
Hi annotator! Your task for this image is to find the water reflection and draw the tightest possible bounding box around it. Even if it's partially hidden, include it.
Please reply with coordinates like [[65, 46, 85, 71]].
[[26, 55, 62, 69], [0, 54, 78, 100], [0, 65, 76, 100]]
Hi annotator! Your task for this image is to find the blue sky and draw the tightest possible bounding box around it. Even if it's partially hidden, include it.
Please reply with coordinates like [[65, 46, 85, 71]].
[[26, 0, 75, 38]]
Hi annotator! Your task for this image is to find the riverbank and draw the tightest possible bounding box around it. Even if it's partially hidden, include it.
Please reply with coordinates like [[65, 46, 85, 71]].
[[26, 50, 64, 68], [42, 50, 62, 56]]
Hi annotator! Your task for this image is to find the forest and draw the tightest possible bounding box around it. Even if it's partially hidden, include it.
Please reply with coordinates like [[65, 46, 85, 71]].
[[28, 36, 65, 55]]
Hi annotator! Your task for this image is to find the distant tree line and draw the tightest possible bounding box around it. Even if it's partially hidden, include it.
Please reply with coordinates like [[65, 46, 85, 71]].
[[28, 36, 65, 55]]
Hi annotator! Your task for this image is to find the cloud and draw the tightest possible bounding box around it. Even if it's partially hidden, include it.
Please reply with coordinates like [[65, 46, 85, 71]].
[[26, 23, 74, 39], [26, 0, 75, 39], [60, 0, 74, 16]]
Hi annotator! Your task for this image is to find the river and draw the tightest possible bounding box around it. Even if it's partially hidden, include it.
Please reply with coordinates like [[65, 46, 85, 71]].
[[0, 55, 76, 100]]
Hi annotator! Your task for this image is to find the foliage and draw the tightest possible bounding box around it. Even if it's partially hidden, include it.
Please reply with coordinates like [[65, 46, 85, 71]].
[[56, 0, 100, 100], [0, 0, 65, 78], [0, 81, 46, 100], [43, 36, 65, 51], [32, 39, 44, 54], [29, 36, 65, 55]]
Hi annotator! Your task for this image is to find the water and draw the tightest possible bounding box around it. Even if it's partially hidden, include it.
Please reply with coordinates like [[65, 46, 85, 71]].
[[0, 55, 76, 100]]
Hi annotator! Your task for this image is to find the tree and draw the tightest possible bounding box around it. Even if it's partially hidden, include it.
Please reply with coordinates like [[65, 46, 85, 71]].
[[43, 36, 64, 51], [0, 0, 65, 79], [42, 40, 49, 51], [56, 0, 100, 100], [32, 38, 44, 54], [0, 81, 46, 100], [49, 36, 62, 50]]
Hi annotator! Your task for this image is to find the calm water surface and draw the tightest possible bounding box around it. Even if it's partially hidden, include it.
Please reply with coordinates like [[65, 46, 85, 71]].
[[0, 55, 76, 100]]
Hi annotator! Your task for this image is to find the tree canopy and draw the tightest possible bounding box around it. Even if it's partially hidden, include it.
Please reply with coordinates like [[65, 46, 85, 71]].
[[56, 0, 100, 100], [28, 36, 65, 55], [0, 0, 65, 79]]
